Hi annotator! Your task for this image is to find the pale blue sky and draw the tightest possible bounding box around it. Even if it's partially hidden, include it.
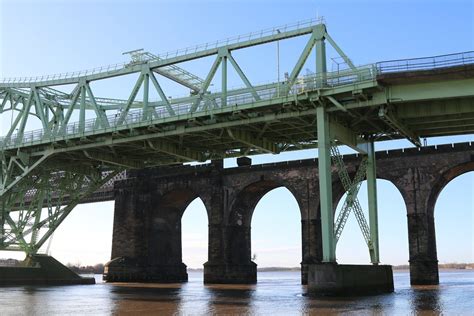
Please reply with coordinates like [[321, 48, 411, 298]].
[[0, 0, 473, 267]]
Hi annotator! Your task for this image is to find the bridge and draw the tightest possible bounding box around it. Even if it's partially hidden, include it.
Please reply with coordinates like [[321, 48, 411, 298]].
[[1, 18, 473, 293], [98, 142, 472, 286]]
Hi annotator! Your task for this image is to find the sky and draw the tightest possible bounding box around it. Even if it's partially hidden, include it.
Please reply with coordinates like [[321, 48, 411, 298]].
[[0, 0, 473, 268]]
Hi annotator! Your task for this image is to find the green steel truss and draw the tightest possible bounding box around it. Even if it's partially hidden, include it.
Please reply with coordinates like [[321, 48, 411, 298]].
[[0, 18, 473, 258], [0, 166, 119, 253]]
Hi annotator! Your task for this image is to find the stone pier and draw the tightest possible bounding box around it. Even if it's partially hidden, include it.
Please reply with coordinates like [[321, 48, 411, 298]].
[[103, 143, 474, 287]]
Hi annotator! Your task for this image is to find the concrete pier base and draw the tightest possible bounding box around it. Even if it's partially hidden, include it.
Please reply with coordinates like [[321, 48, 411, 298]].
[[0, 255, 95, 286], [307, 263, 394, 295], [104, 257, 188, 283], [203, 262, 257, 284], [409, 259, 439, 285]]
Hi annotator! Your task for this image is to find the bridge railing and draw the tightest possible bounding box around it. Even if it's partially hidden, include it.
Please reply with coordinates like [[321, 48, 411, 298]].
[[3, 48, 474, 149], [0, 61, 128, 85], [376, 51, 474, 74], [5, 48, 474, 150], [0, 65, 378, 149], [0, 18, 323, 86], [154, 18, 323, 60]]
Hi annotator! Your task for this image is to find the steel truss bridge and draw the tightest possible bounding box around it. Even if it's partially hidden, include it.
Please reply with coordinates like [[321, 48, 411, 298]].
[[0, 18, 473, 264]]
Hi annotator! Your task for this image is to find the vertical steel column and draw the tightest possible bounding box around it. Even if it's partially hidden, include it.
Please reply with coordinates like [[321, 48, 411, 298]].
[[315, 29, 334, 262], [315, 38, 327, 87], [221, 55, 227, 107], [317, 106, 336, 262], [79, 85, 86, 134], [367, 139, 380, 264], [143, 72, 150, 119]]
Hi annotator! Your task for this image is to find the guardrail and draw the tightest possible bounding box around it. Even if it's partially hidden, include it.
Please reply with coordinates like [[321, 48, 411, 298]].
[[0, 18, 323, 85], [154, 18, 323, 60], [376, 51, 474, 74], [2, 49, 474, 150], [0, 65, 376, 150], [0, 61, 128, 84]]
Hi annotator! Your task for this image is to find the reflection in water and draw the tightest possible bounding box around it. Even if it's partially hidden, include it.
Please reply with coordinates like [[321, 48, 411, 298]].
[[203, 285, 256, 315], [0, 271, 472, 315], [111, 284, 183, 315], [410, 286, 443, 315]]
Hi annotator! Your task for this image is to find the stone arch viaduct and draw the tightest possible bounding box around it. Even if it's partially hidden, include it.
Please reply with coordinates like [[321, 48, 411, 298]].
[[104, 142, 474, 285]]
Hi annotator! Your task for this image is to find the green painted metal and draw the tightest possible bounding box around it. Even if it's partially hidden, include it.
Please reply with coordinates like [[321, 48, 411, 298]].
[[367, 139, 379, 264], [222, 54, 228, 108], [332, 145, 368, 243], [316, 105, 336, 262], [0, 18, 473, 258]]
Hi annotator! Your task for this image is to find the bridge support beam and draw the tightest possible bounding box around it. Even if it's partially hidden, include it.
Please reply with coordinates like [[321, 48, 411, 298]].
[[310, 107, 393, 295], [301, 217, 322, 284], [367, 140, 380, 264], [316, 106, 336, 262], [389, 166, 440, 285], [403, 170, 439, 285], [407, 212, 439, 285], [104, 184, 188, 283], [204, 224, 257, 284]]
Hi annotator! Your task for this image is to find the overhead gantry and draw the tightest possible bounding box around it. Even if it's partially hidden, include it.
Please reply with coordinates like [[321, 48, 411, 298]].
[[0, 18, 473, 292]]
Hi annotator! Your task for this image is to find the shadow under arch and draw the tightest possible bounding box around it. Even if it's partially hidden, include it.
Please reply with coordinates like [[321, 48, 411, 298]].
[[225, 179, 304, 282]]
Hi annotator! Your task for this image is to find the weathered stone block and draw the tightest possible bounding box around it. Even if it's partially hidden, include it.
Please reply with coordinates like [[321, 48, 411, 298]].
[[203, 261, 257, 284]]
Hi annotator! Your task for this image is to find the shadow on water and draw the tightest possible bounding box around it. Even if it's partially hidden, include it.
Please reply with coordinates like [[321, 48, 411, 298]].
[[203, 284, 256, 315], [410, 286, 443, 314], [108, 283, 185, 314]]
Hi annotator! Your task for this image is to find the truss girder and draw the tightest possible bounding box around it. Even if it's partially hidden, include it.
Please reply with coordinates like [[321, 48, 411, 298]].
[[379, 105, 421, 147], [227, 128, 279, 154], [330, 144, 374, 255], [0, 168, 119, 254], [0, 151, 52, 197]]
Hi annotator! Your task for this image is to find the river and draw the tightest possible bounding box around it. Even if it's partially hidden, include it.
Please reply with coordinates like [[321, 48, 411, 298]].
[[0, 270, 473, 315]]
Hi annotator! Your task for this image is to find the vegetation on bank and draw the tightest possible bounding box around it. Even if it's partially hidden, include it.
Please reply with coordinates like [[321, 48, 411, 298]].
[[66, 263, 105, 274], [393, 263, 474, 270]]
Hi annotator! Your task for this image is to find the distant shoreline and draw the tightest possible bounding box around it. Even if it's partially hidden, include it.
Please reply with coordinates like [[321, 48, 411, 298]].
[[0, 259, 472, 273]]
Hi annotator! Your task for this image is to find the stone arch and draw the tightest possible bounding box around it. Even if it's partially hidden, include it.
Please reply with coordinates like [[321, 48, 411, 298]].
[[427, 162, 474, 267], [227, 179, 305, 228], [222, 178, 306, 285], [147, 187, 210, 281], [427, 161, 474, 218]]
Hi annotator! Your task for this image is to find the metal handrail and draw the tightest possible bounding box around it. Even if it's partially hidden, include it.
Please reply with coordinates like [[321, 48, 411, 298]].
[[2, 49, 474, 149], [0, 66, 375, 149], [376, 51, 474, 73], [0, 18, 324, 85]]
